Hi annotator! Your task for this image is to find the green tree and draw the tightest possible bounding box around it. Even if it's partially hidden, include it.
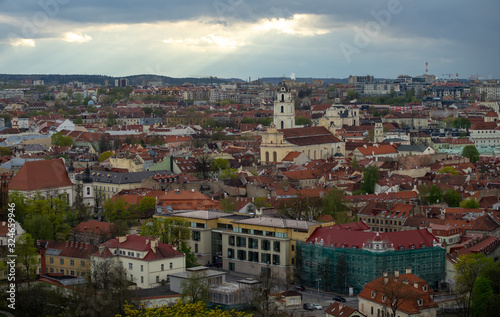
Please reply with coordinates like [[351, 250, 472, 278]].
[[462, 145, 480, 163], [322, 188, 346, 214], [180, 270, 209, 304], [455, 254, 499, 317], [73, 117, 83, 124], [295, 116, 312, 126], [427, 185, 443, 204], [0, 146, 11, 156], [120, 301, 251, 317], [220, 198, 236, 213], [240, 118, 254, 124], [460, 198, 479, 209], [107, 113, 117, 126], [15, 233, 39, 290], [51, 132, 74, 146], [454, 117, 472, 129], [350, 157, 360, 170], [131, 196, 157, 218], [140, 217, 197, 267], [143, 107, 153, 115], [24, 213, 55, 240], [443, 189, 462, 207], [99, 151, 114, 162], [210, 158, 230, 174], [437, 166, 458, 175], [103, 198, 130, 222], [254, 197, 270, 209], [361, 166, 380, 194]]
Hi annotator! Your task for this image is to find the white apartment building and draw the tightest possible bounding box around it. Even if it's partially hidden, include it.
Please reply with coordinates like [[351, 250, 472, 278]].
[[469, 122, 500, 147], [92, 234, 185, 289]]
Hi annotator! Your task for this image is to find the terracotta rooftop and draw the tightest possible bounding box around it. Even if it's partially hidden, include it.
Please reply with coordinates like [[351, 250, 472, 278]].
[[8, 158, 73, 191]]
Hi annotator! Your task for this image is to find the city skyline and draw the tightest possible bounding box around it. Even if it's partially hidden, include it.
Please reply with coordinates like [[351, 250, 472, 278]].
[[0, 0, 499, 80]]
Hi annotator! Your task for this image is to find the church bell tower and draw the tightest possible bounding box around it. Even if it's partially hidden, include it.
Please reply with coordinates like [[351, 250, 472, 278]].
[[273, 84, 295, 129]]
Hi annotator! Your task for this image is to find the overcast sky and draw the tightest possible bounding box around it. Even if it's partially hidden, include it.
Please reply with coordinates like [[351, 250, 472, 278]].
[[0, 0, 498, 80]]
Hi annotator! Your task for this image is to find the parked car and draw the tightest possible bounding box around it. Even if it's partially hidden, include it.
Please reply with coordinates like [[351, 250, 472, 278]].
[[295, 285, 306, 291], [311, 303, 323, 310], [333, 295, 346, 302], [303, 303, 315, 311]]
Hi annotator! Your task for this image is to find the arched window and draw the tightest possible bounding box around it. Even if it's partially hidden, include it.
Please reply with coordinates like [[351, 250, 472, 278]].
[[273, 152, 277, 162], [281, 94, 285, 102], [265, 152, 269, 162], [281, 105, 284, 113], [281, 121, 284, 129], [86, 187, 90, 195]]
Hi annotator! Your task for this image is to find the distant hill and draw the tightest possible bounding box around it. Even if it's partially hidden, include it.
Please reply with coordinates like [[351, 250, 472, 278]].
[[260, 77, 349, 85], [0, 74, 351, 86]]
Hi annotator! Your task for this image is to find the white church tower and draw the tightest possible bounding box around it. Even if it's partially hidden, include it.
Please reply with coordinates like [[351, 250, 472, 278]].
[[273, 84, 295, 129]]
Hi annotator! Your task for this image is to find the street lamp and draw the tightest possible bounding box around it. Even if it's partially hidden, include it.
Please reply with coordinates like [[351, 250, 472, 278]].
[[316, 278, 321, 295]]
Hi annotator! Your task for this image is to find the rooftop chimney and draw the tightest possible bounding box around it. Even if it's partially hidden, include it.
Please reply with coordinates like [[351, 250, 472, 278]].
[[406, 268, 412, 274], [118, 236, 127, 243], [151, 239, 158, 253], [383, 271, 388, 284], [395, 270, 399, 277], [414, 281, 419, 289]]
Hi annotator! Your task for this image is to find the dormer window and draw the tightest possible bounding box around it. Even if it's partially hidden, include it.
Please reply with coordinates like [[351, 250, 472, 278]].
[[371, 291, 377, 299], [382, 295, 387, 302], [422, 285, 428, 292], [417, 298, 423, 306]]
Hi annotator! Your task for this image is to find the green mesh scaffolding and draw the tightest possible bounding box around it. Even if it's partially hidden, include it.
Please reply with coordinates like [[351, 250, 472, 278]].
[[296, 241, 445, 295]]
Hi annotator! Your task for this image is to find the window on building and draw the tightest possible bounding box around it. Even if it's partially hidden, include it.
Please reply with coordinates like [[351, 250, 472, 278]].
[[236, 237, 246, 247], [70, 270, 75, 276], [192, 231, 201, 241], [228, 236, 235, 246], [273, 241, 280, 252], [70, 260, 74, 266], [170, 262, 173, 269], [228, 262, 235, 271], [261, 253, 270, 264], [272, 254, 280, 265], [237, 250, 246, 260], [50, 257, 54, 264], [156, 276, 159, 283], [195, 244, 198, 253], [60, 259, 64, 265], [141, 276, 144, 284], [161, 264, 164, 271], [261, 240, 270, 251], [141, 265, 143, 272], [81, 261, 85, 267]]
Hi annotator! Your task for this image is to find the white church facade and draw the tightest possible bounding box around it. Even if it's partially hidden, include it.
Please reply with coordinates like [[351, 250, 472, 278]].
[[260, 84, 346, 163]]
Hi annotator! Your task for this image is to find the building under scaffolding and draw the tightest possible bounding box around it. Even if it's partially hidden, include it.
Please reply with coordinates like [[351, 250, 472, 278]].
[[296, 228, 446, 295]]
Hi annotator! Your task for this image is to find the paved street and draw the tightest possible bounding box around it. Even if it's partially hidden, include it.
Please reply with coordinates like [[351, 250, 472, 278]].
[[286, 288, 358, 317]]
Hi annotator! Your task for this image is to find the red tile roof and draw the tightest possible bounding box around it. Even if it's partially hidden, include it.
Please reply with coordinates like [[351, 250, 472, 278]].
[[306, 228, 440, 250], [71, 220, 116, 236], [358, 273, 437, 315], [280, 126, 341, 145], [355, 144, 397, 156], [8, 158, 73, 191], [39, 240, 98, 259], [95, 234, 184, 261], [325, 302, 361, 317]]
